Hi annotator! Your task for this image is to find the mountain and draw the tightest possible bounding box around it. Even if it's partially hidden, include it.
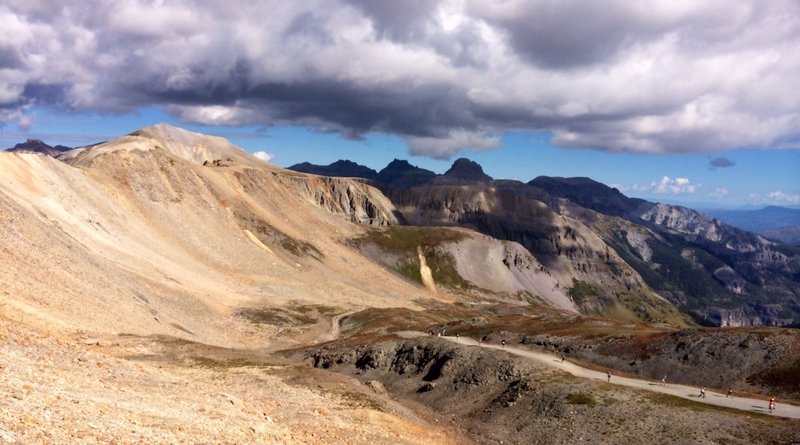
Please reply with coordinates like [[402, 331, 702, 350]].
[[5, 125, 800, 443], [528, 176, 648, 217], [288, 160, 378, 180], [704, 206, 800, 233], [374, 159, 437, 188], [761, 225, 800, 246], [291, 156, 800, 327], [6, 139, 72, 156], [430, 158, 493, 184]]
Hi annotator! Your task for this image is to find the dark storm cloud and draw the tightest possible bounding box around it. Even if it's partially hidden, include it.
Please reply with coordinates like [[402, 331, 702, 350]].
[[1, 0, 799, 158], [710, 157, 735, 169]]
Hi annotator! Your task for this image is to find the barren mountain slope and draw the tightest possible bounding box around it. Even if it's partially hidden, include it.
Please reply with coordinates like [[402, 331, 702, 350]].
[[1, 125, 426, 347], [0, 126, 474, 443]]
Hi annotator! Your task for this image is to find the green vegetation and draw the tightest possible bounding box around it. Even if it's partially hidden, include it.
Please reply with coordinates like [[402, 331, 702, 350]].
[[568, 279, 598, 305], [236, 304, 337, 326], [352, 226, 467, 252], [353, 226, 473, 290]]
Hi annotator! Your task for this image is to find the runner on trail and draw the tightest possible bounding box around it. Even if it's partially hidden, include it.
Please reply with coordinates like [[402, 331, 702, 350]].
[[501, 339, 506, 348], [769, 397, 776, 413], [560, 353, 565, 363], [607, 370, 612, 382], [727, 387, 733, 398], [700, 387, 706, 399], [660, 375, 667, 386]]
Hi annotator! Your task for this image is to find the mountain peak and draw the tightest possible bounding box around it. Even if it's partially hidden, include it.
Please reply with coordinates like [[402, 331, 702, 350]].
[[376, 159, 436, 188], [442, 158, 492, 182], [63, 122, 257, 166]]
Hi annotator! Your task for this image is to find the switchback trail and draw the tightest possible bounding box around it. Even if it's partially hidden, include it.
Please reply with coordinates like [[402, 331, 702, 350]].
[[438, 335, 800, 420]]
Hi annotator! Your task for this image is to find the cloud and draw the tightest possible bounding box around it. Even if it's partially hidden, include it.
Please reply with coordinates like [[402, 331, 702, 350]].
[[653, 176, 697, 194], [710, 157, 735, 169], [767, 191, 800, 204], [708, 187, 729, 198], [1, 1, 800, 158], [621, 176, 698, 195], [252, 151, 274, 163]]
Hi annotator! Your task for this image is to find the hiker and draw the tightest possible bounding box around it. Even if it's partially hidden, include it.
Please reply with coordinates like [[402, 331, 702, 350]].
[[769, 397, 776, 413], [660, 375, 667, 386], [560, 353, 565, 363], [501, 339, 506, 348], [727, 387, 733, 398], [607, 370, 611, 382], [700, 387, 706, 399]]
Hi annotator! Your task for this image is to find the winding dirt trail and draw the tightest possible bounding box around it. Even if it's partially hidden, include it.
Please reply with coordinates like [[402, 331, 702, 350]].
[[441, 335, 800, 420]]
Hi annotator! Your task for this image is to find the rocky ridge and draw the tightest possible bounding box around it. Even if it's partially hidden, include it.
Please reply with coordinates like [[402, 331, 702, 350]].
[[288, 158, 800, 326]]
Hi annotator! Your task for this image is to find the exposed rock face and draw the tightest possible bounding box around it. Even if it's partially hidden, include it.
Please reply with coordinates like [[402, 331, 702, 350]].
[[270, 172, 400, 226], [445, 236, 577, 312]]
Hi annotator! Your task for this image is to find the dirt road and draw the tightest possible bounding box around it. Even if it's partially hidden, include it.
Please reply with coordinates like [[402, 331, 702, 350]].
[[442, 335, 800, 420]]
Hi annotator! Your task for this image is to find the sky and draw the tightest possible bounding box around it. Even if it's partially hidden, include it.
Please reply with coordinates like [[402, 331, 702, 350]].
[[1, 1, 799, 209]]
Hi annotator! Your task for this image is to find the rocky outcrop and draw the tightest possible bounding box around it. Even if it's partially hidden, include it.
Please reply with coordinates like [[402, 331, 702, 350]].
[[271, 172, 400, 226], [700, 305, 795, 327]]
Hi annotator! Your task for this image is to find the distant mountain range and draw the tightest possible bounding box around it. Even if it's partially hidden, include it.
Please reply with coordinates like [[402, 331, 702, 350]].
[[702, 206, 800, 246], [290, 158, 800, 327], [5, 139, 72, 156]]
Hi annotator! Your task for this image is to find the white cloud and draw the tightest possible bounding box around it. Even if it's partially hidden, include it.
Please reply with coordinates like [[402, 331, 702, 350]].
[[654, 176, 697, 194], [767, 191, 800, 204], [708, 187, 729, 198], [621, 176, 698, 195], [252, 151, 273, 163]]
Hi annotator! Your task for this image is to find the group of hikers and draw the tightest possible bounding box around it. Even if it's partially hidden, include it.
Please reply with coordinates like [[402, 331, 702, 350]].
[[435, 332, 781, 414]]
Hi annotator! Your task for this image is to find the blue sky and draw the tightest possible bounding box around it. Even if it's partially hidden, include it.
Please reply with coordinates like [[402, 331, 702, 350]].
[[3, 106, 796, 209], [1, 1, 799, 209]]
